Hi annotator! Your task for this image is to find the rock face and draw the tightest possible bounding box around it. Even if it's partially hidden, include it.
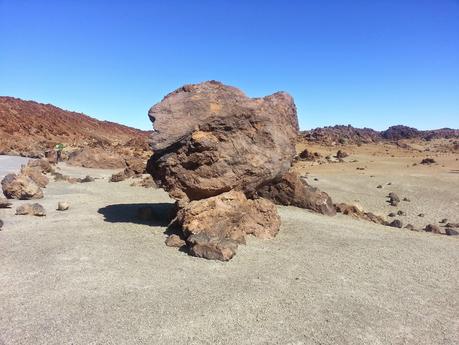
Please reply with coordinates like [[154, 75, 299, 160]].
[[256, 172, 336, 216], [1, 173, 43, 200], [147, 81, 301, 260], [176, 191, 280, 261], [147, 80, 298, 201]]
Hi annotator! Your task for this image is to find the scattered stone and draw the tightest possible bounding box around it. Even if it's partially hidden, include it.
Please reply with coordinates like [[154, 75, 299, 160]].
[[1, 173, 43, 200], [15, 203, 46, 216], [418, 213, 425, 217], [387, 192, 400, 206], [397, 210, 406, 216], [57, 202, 70, 211], [387, 182, 392, 185], [445, 222, 459, 228], [376, 185, 382, 189], [445, 228, 459, 236], [129, 175, 157, 188], [389, 219, 403, 228], [404, 224, 415, 230], [424, 224, 445, 234], [257, 172, 336, 216], [403, 197, 410, 202], [0, 197, 12, 208], [313, 178, 319, 181], [335, 203, 387, 225], [78, 175, 95, 183], [297, 149, 321, 161], [439, 218, 448, 224], [0, 219, 3, 230], [336, 150, 349, 159], [388, 212, 396, 217], [356, 167, 365, 170], [420, 158, 436, 165], [165, 234, 186, 248]]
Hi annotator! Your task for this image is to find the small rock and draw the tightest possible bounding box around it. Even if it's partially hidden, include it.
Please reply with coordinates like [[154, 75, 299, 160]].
[[403, 197, 410, 202], [418, 213, 425, 217], [404, 224, 415, 230], [445, 222, 459, 228], [165, 234, 186, 247], [388, 212, 396, 217], [57, 202, 70, 211], [445, 228, 459, 236], [78, 175, 95, 183], [387, 182, 392, 185], [424, 224, 445, 234], [439, 218, 448, 224], [376, 185, 382, 189], [397, 210, 406, 216], [15, 203, 46, 216], [389, 219, 403, 228], [0, 219, 3, 230], [420, 158, 436, 165], [313, 178, 319, 181], [0, 197, 12, 208], [336, 150, 349, 159]]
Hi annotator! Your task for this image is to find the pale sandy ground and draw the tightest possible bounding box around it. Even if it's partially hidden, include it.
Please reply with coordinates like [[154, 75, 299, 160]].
[[0, 157, 458, 345]]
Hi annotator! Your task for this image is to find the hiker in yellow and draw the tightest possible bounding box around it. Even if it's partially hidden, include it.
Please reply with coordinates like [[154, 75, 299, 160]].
[[55, 143, 64, 162]]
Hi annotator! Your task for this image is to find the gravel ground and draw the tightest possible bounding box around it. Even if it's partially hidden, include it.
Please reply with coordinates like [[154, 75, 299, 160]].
[[0, 163, 458, 345]]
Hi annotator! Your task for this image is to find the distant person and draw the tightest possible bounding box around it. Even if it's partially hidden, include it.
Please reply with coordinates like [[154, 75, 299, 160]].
[[55, 143, 64, 162]]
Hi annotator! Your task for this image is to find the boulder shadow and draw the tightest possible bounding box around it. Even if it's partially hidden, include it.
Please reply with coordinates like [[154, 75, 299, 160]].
[[98, 202, 175, 227]]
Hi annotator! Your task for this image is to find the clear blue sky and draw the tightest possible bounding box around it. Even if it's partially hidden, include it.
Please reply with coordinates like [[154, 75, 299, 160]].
[[1, 0, 458, 130]]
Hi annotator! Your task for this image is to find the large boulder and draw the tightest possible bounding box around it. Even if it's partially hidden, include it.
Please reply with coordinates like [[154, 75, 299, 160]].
[[147, 80, 299, 201], [1, 173, 43, 200], [20, 165, 49, 188], [176, 190, 280, 261], [256, 172, 336, 216]]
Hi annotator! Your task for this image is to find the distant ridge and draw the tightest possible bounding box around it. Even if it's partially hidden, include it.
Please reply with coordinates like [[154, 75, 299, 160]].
[[300, 124, 459, 145], [0, 96, 151, 157]]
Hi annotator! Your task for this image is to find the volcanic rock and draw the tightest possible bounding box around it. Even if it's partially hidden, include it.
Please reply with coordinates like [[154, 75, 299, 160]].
[[165, 234, 186, 248], [297, 149, 321, 161], [0, 197, 12, 208], [256, 172, 336, 216], [0, 219, 3, 229], [389, 219, 403, 228], [424, 224, 445, 234], [67, 147, 126, 169], [335, 203, 387, 225], [420, 158, 436, 165], [176, 191, 280, 261], [1, 173, 43, 200], [20, 165, 49, 188], [57, 202, 70, 211], [15, 203, 46, 216], [27, 159, 54, 173], [130, 175, 157, 188], [388, 192, 400, 206], [336, 150, 349, 159], [147, 81, 298, 201]]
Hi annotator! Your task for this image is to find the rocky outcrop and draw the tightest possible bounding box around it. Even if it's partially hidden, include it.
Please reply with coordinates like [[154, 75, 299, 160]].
[[256, 172, 336, 216], [147, 81, 299, 260], [1, 173, 43, 200], [176, 191, 280, 261], [147, 81, 298, 202]]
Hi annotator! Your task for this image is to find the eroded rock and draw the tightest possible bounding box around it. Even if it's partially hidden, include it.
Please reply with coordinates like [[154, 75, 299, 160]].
[[256, 172, 336, 216], [15, 203, 46, 216], [1, 173, 43, 200]]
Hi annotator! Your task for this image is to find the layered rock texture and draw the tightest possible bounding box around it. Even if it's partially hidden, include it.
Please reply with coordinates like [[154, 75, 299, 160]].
[[147, 81, 334, 260]]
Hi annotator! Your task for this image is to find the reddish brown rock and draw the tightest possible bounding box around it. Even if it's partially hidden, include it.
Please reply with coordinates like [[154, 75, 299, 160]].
[[256, 172, 336, 216], [147, 81, 298, 201], [1, 173, 43, 200], [165, 234, 186, 248], [335, 203, 387, 225], [20, 165, 49, 188], [297, 149, 321, 161], [27, 159, 54, 173], [67, 147, 126, 169], [130, 175, 157, 188], [176, 191, 280, 261]]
